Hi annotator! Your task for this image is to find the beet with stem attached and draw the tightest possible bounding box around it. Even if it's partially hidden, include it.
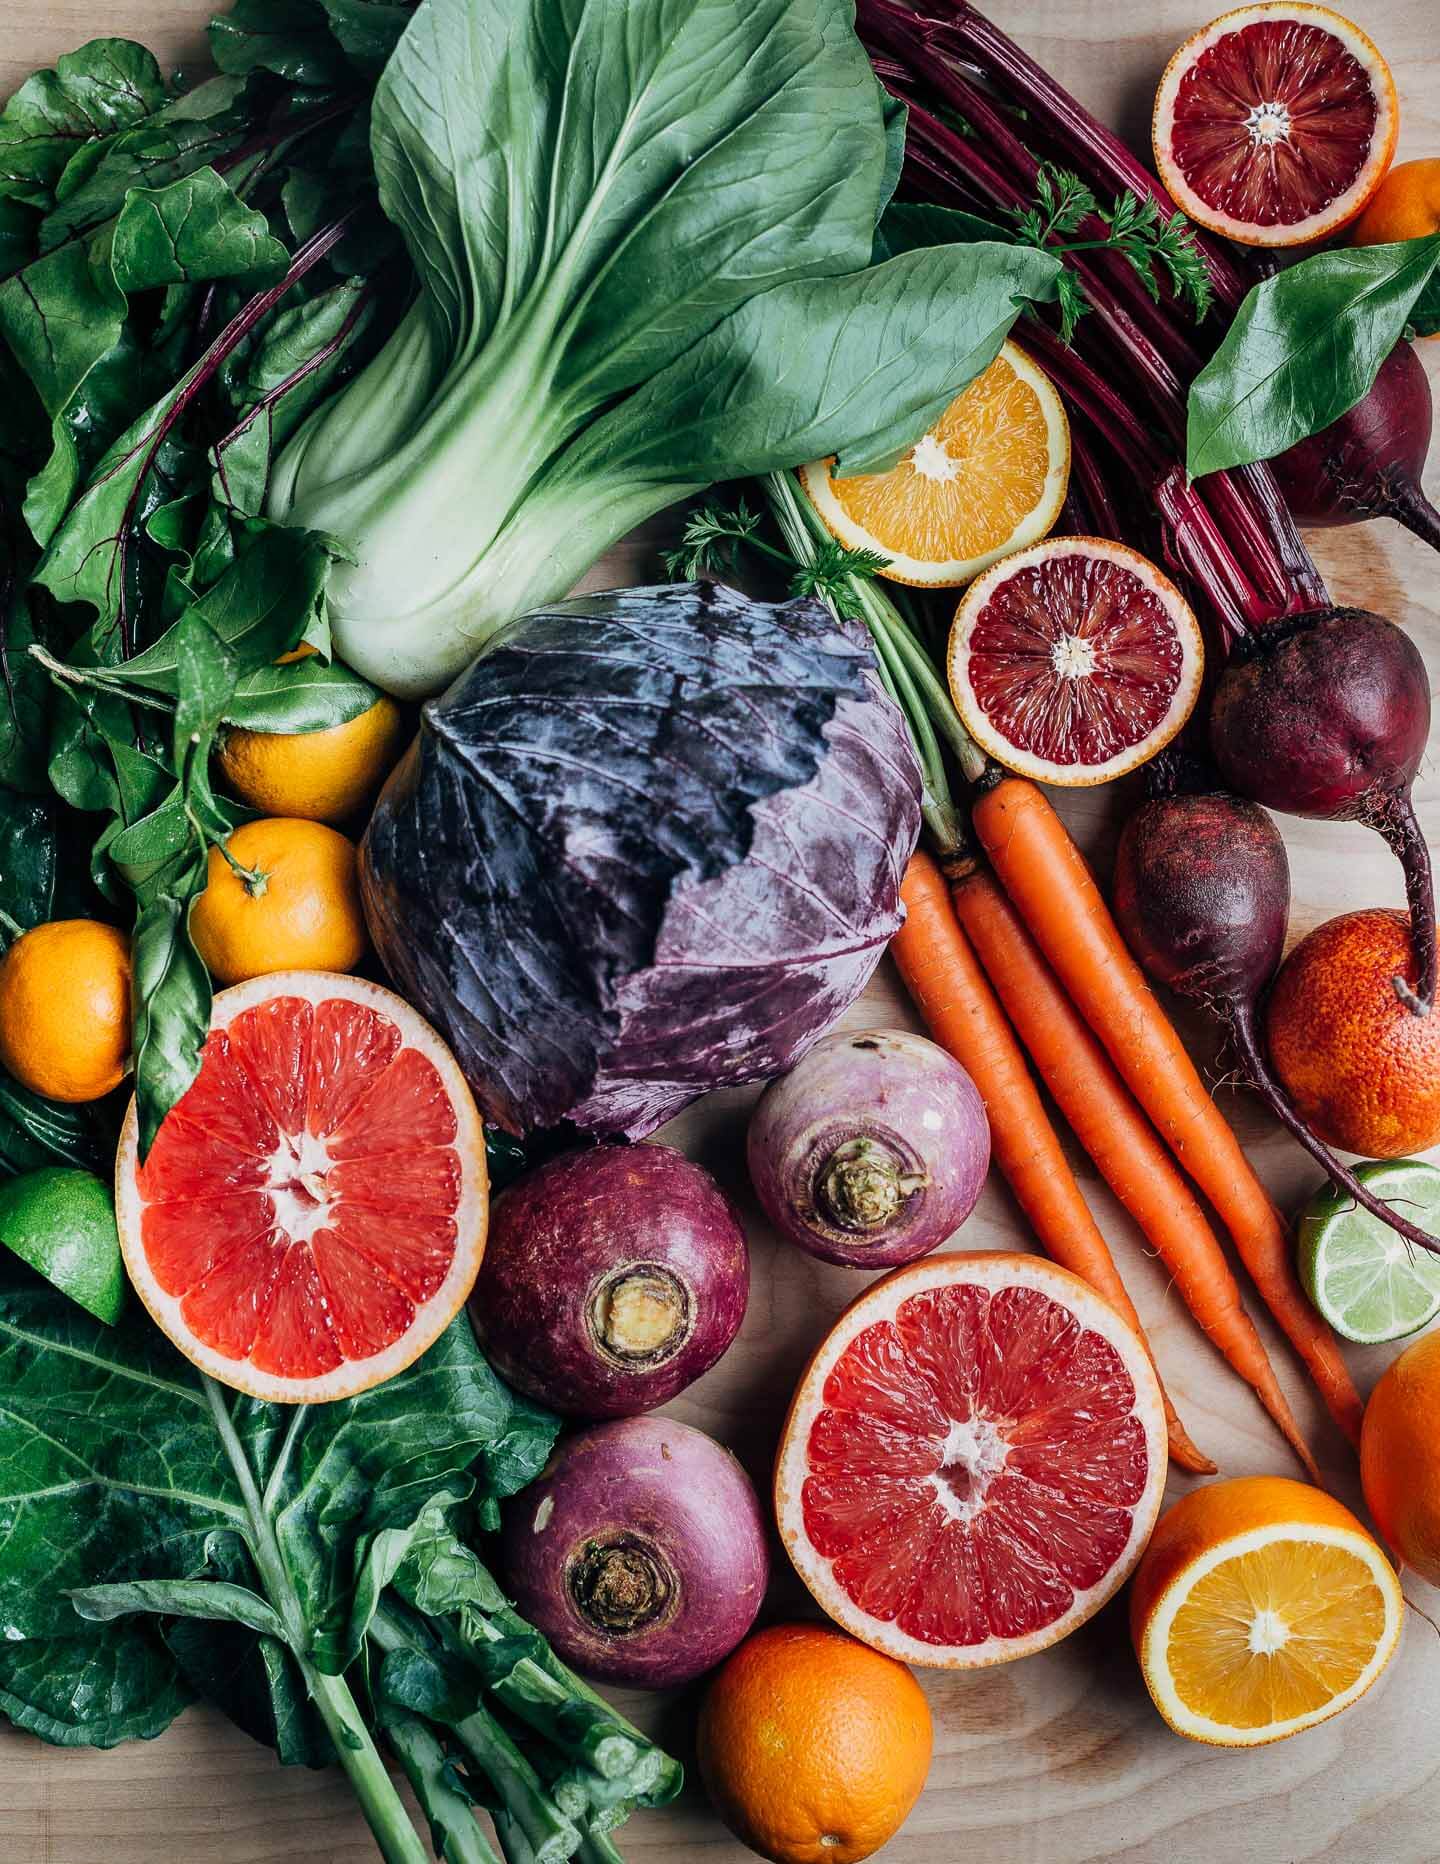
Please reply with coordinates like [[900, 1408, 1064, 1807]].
[[1270, 340, 1440, 555], [1208, 606, 1435, 1016], [1114, 791, 1440, 1252]]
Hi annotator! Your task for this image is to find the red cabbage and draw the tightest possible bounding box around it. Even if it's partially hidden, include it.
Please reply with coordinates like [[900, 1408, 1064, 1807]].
[[359, 581, 921, 1136]]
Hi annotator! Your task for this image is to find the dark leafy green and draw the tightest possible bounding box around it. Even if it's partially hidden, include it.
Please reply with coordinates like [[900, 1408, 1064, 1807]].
[[1187, 234, 1440, 478], [0, 1260, 676, 1859]]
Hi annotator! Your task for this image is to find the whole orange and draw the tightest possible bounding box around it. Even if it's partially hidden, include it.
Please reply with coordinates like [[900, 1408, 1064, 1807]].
[[190, 819, 368, 986], [1266, 907, 1440, 1157], [696, 1623, 932, 1864], [217, 696, 407, 826], [1350, 158, 1440, 283], [0, 919, 131, 1102], [1362, 1329, 1440, 1583]]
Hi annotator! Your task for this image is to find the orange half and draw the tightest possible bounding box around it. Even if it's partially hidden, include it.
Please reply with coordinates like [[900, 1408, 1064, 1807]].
[[1132, 1476, 1403, 1746], [799, 342, 1069, 588]]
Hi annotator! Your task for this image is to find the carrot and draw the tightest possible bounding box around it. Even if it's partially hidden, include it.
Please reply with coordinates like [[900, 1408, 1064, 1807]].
[[894, 851, 1213, 1475], [950, 863, 1318, 1479], [972, 776, 1362, 1448]]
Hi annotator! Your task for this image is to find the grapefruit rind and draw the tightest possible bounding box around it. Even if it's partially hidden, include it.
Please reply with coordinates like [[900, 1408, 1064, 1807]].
[[1137, 1522, 1403, 1746], [798, 342, 1070, 589], [1152, 3, 1398, 248], [774, 1252, 1169, 1670], [947, 536, 1204, 788], [115, 970, 488, 1404]]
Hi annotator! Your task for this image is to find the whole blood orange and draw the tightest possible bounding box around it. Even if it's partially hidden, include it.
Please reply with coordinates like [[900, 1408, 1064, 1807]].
[[1266, 907, 1440, 1157], [697, 1622, 932, 1864], [775, 1252, 1168, 1668], [116, 971, 487, 1402], [1153, 3, 1398, 247], [1361, 1328, 1440, 1584], [1131, 1475, 1402, 1745]]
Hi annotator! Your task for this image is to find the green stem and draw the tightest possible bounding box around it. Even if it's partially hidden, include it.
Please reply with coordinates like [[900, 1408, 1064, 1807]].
[[28, 644, 174, 715], [201, 1379, 427, 1864], [384, 1711, 502, 1864], [261, 1404, 309, 1515]]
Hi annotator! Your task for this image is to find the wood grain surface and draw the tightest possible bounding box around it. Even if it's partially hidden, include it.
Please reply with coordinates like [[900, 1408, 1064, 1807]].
[[2, 2, 1438, 1859]]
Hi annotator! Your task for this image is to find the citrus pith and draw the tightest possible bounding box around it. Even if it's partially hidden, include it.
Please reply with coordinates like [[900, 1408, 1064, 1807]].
[[1131, 1475, 1403, 1746], [799, 341, 1069, 587], [775, 1251, 1168, 1669], [115, 970, 488, 1402], [1153, 3, 1398, 247]]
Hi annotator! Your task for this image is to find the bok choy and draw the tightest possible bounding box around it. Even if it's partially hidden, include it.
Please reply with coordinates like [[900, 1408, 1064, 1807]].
[[269, 0, 1062, 695]]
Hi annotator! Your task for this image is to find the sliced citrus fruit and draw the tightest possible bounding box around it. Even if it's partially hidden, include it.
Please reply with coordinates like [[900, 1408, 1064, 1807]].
[[947, 536, 1203, 786], [798, 341, 1069, 588], [115, 971, 487, 1402], [1153, 3, 1398, 247], [1131, 1476, 1403, 1746], [775, 1252, 1168, 1669], [1299, 1159, 1440, 1344]]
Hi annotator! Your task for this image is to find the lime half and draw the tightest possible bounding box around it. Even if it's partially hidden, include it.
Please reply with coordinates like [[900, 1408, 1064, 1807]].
[[1298, 1160, 1440, 1344], [0, 1166, 126, 1324]]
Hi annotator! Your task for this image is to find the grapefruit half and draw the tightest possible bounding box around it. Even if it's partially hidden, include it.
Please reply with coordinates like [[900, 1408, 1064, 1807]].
[[1153, 3, 1397, 247], [775, 1252, 1168, 1669], [116, 972, 487, 1403], [947, 536, 1203, 787]]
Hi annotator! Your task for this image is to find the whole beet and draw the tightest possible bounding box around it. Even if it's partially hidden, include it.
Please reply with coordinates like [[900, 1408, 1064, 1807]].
[[501, 1417, 768, 1688], [1115, 791, 1440, 1252], [1209, 606, 1435, 1013], [469, 1144, 748, 1418], [1271, 340, 1440, 553]]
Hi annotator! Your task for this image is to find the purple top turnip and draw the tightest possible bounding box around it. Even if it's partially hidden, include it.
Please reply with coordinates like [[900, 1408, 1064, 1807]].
[[501, 1417, 769, 1689], [469, 1145, 748, 1418], [1114, 791, 1440, 1252], [1208, 605, 1435, 1014], [1270, 340, 1440, 556], [746, 1028, 989, 1267]]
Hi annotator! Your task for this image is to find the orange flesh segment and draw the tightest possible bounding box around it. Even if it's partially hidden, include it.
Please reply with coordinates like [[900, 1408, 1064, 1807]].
[[138, 994, 461, 1379], [1166, 1539, 1390, 1728], [825, 354, 1054, 561], [800, 1282, 1150, 1648]]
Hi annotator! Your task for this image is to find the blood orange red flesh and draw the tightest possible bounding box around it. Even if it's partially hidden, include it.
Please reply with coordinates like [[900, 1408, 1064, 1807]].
[[116, 971, 487, 1402], [775, 1253, 1168, 1669], [1153, 4, 1397, 247], [947, 536, 1203, 787]]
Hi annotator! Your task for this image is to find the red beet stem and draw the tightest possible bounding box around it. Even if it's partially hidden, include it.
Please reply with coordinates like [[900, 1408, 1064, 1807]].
[[1067, 423, 1122, 539], [1374, 791, 1437, 1016], [1227, 1003, 1440, 1254], [1384, 474, 1440, 556], [924, 0, 1252, 310]]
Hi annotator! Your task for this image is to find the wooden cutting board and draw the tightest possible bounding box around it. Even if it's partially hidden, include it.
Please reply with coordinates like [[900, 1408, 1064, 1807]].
[[2, 2, 1438, 1858]]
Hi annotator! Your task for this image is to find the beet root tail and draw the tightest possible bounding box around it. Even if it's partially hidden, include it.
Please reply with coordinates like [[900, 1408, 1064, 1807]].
[[1373, 790, 1436, 1016], [1231, 1007, 1440, 1255]]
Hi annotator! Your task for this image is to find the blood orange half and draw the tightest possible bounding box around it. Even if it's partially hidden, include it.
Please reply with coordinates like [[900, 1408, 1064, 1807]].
[[775, 1253, 1168, 1669], [116, 972, 487, 1403], [1153, 3, 1397, 247], [947, 536, 1203, 787]]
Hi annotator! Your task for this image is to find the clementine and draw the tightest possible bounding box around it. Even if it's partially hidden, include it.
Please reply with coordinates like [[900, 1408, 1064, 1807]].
[[217, 695, 407, 826], [0, 919, 131, 1102], [1361, 1328, 1440, 1584], [1266, 907, 1440, 1157], [1350, 156, 1440, 250], [696, 1623, 931, 1864], [190, 818, 368, 986]]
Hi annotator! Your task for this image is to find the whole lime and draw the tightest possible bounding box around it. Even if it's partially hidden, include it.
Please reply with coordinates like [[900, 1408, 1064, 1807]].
[[0, 1167, 126, 1323]]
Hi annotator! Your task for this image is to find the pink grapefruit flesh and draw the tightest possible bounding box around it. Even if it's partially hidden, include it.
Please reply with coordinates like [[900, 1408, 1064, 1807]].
[[776, 1253, 1168, 1668], [117, 971, 487, 1402]]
